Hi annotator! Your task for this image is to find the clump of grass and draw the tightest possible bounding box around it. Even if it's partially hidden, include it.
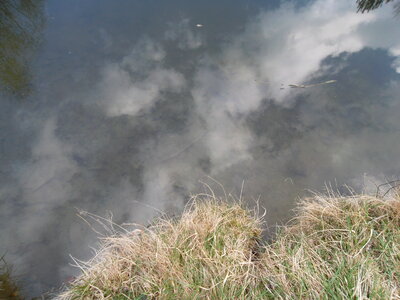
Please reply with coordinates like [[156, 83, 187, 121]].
[[261, 194, 400, 299], [58, 195, 264, 299], [58, 192, 400, 299]]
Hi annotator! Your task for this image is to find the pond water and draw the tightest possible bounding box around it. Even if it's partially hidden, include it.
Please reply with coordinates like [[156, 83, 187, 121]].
[[1, 0, 400, 297]]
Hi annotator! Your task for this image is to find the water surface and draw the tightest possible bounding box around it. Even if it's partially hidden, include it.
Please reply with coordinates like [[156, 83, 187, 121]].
[[1, 0, 400, 297]]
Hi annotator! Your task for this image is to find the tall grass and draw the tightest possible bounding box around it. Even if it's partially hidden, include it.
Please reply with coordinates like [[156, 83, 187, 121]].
[[58, 192, 400, 299]]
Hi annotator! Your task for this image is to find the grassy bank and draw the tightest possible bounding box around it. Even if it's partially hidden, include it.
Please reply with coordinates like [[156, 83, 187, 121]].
[[58, 192, 400, 299]]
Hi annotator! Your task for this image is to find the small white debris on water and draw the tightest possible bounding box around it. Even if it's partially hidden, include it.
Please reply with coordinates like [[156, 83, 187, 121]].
[[288, 80, 337, 89], [196, 24, 203, 28]]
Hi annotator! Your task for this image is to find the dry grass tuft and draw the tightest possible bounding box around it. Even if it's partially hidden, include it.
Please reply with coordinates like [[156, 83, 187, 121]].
[[261, 194, 400, 299], [58, 192, 400, 299], [58, 195, 264, 299]]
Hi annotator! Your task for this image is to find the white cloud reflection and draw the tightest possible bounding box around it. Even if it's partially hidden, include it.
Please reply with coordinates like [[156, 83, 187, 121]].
[[197, 0, 400, 103], [100, 38, 185, 117], [4, 0, 400, 295], [95, 0, 400, 217]]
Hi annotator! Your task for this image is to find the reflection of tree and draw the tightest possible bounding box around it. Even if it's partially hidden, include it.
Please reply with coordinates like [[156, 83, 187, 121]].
[[357, 0, 395, 12], [0, 0, 45, 97], [0, 257, 22, 300]]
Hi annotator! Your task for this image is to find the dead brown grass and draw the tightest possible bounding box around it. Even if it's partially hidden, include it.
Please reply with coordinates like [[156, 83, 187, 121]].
[[57, 192, 400, 300]]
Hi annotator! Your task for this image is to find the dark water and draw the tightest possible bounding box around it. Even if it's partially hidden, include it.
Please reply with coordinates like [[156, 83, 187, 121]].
[[1, 0, 400, 297]]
